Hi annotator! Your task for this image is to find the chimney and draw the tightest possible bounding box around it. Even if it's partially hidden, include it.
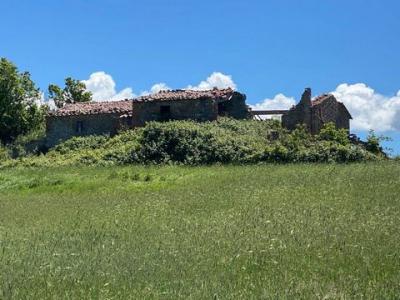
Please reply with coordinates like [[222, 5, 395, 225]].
[[300, 87, 312, 106]]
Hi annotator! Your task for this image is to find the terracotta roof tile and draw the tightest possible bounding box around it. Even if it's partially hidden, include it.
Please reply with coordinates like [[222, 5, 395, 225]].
[[312, 94, 332, 106], [134, 88, 237, 103], [49, 100, 132, 117]]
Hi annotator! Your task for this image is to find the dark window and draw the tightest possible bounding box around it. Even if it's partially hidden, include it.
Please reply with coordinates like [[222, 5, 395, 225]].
[[76, 121, 84, 133], [126, 118, 133, 126], [160, 105, 171, 121], [218, 102, 227, 116]]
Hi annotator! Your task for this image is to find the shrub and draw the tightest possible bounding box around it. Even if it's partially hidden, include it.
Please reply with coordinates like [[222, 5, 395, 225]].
[[365, 130, 385, 155], [53, 135, 109, 155], [318, 122, 349, 145], [139, 120, 270, 164]]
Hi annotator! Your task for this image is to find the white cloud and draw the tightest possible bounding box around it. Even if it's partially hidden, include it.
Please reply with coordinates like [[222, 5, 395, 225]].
[[139, 72, 236, 96], [140, 82, 171, 96], [33, 91, 45, 107], [81, 71, 236, 101], [251, 93, 296, 110], [187, 72, 237, 90], [150, 83, 170, 93], [331, 83, 400, 131], [250, 94, 295, 120], [33, 92, 57, 110], [82, 71, 135, 101]]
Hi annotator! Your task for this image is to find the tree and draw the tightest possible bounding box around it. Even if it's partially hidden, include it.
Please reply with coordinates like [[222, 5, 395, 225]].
[[365, 130, 390, 155], [0, 58, 45, 143], [48, 77, 92, 108]]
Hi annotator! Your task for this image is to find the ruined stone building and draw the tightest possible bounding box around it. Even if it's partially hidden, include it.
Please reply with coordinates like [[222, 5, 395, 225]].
[[45, 88, 248, 147], [252, 88, 352, 134], [281, 88, 352, 134]]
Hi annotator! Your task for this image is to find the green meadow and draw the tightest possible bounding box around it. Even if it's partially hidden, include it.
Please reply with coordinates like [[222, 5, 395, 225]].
[[1, 162, 399, 299]]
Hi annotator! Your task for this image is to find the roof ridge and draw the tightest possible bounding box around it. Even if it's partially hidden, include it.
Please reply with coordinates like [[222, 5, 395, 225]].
[[134, 88, 237, 103], [49, 99, 133, 116]]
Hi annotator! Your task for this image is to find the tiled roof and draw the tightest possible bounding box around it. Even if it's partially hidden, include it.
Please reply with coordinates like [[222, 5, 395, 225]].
[[49, 100, 132, 117], [311, 94, 332, 106], [134, 88, 238, 102], [311, 94, 352, 118]]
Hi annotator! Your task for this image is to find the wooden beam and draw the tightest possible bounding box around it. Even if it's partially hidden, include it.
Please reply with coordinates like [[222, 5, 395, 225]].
[[250, 110, 289, 115]]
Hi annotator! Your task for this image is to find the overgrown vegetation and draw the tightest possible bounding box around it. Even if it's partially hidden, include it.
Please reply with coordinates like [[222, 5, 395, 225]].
[[0, 58, 46, 144], [0, 163, 399, 298], [0, 57, 92, 146], [0, 118, 386, 168]]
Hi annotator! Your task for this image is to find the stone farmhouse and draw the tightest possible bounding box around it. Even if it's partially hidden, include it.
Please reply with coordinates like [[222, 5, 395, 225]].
[[46, 88, 248, 147], [45, 87, 352, 147]]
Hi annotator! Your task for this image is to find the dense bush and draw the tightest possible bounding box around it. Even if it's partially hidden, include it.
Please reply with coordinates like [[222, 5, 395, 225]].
[[0, 119, 387, 168], [53, 135, 109, 155], [138, 120, 267, 164], [318, 122, 349, 145]]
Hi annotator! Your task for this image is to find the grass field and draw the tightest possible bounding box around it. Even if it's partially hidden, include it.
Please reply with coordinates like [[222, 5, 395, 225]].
[[1, 162, 399, 299]]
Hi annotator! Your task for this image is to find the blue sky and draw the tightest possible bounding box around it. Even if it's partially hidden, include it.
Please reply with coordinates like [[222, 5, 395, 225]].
[[1, 0, 399, 154]]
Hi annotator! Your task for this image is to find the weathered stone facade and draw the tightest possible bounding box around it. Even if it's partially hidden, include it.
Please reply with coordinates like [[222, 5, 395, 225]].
[[45, 88, 249, 147], [281, 88, 352, 134], [46, 100, 132, 147], [132, 88, 248, 126]]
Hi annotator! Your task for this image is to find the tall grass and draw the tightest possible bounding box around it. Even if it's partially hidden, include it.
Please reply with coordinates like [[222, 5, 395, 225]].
[[0, 162, 399, 298]]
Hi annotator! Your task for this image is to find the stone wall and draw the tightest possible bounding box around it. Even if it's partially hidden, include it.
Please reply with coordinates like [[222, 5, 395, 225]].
[[219, 93, 250, 119], [132, 94, 249, 127], [310, 97, 337, 134], [282, 88, 312, 131], [46, 113, 123, 148], [336, 104, 351, 131], [132, 98, 216, 127]]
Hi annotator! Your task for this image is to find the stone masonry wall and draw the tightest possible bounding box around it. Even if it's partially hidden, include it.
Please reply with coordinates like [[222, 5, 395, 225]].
[[46, 113, 122, 148], [219, 93, 250, 119], [132, 98, 218, 127]]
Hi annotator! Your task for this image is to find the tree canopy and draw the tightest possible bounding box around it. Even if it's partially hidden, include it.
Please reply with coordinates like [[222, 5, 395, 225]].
[[0, 58, 45, 144], [48, 77, 92, 108]]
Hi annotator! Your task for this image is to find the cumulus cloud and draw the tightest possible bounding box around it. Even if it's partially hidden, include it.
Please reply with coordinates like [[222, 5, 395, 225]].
[[250, 94, 295, 120], [80, 71, 235, 101], [140, 82, 171, 96], [33, 92, 57, 110], [331, 83, 400, 132], [150, 82, 170, 93], [187, 72, 237, 90], [33, 91, 45, 107], [82, 71, 135, 101], [251, 94, 296, 110]]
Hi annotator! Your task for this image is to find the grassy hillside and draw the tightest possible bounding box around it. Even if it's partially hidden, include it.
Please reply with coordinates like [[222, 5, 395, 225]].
[[1, 163, 399, 298]]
